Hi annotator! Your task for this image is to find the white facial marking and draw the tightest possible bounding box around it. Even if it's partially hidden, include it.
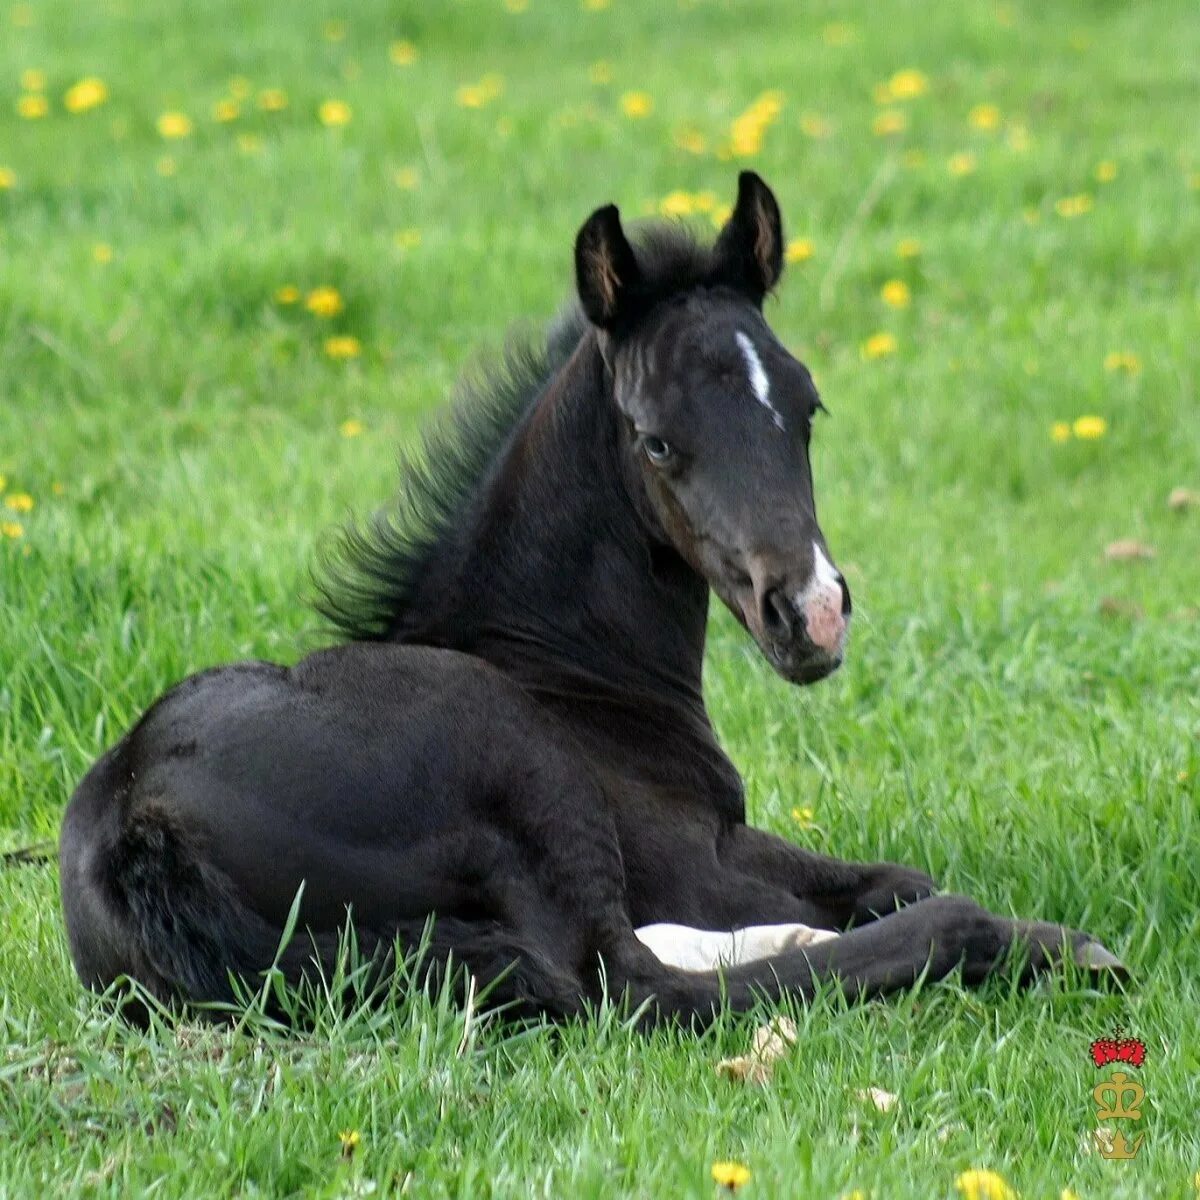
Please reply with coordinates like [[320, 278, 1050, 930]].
[[811, 542, 840, 589], [735, 331, 785, 431], [635, 921, 838, 973], [793, 541, 848, 656]]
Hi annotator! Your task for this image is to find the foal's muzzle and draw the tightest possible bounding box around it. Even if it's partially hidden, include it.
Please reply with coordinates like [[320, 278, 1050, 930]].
[[744, 543, 852, 684]]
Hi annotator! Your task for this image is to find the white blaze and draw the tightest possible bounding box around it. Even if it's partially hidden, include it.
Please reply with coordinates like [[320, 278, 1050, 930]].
[[735, 331, 784, 430]]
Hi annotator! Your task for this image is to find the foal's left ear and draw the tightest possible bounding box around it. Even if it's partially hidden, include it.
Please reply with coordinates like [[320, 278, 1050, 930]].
[[714, 171, 785, 305], [575, 203, 644, 330]]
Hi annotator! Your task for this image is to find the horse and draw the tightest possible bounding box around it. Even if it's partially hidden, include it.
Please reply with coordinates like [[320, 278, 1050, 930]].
[[59, 172, 1124, 1026]]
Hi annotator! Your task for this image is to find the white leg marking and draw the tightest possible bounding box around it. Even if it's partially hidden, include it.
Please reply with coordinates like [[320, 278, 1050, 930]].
[[635, 921, 838, 973], [735, 331, 785, 430]]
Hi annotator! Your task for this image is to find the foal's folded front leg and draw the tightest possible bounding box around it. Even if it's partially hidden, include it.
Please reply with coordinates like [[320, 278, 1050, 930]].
[[724, 824, 938, 929], [618, 894, 1126, 1025]]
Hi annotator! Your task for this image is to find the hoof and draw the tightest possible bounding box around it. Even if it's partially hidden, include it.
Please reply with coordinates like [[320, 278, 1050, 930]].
[[1073, 939, 1129, 979]]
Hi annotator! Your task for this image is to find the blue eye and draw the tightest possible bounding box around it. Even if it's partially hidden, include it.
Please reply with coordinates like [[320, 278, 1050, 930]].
[[642, 435, 673, 465]]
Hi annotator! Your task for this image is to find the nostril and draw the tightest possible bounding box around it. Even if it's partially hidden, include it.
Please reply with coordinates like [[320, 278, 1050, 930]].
[[839, 577, 852, 617], [761, 587, 796, 642]]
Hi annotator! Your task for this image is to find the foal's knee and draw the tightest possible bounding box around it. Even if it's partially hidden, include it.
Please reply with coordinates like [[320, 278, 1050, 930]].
[[851, 863, 938, 924]]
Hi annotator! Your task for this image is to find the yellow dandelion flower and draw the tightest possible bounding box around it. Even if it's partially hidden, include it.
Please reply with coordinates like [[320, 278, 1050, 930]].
[[319, 99, 352, 126], [275, 284, 299, 304], [17, 93, 47, 119], [1050, 421, 1071, 443], [0, 475, 6, 491], [872, 109, 907, 136], [620, 90, 652, 118], [1072, 415, 1108, 440], [711, 1162, 752, 1191], [338, 1129, 361, 1157], [5, 493, 34, 513], [729, 130, 762, 157], [213, 99, 240, 122], [92, 243, 114, 264], [659, 190, 697, 217], [156, 111, 193, 139], [673, 126, 706, 154], [1061, 1190, 1081, 1200], [896, 237, 921, 258], [588, 60, 613, 85], [862, 332, 898, 359], [888, 68, 929, 100], [393, 166, 419, 189], [822, 21, 856, 45], [954, 1169, 1016, 1200], [504, 0, 528, 10], [0, 166, 15, 190], [258, 88, 288, 112], [709, 203, 732, 229], [948, 151, 977, 176], [1, 521, 23, 540], [1005, 123, 1032, 152], [228, 76, 252, 100], [800, 112, 831, 139], [1095, 159, 1118, 183], [325, 335, 362, 360], [1103, 350, 1141, 374], [323, 19, 347, 41], [785, 237, 814, 263], [340, 418, 365, 437], [394, 228, 421, 250], [63, 77, 108, 113], [583, 0, 610, 9], [20, 68, 45, 91], [236, 133, 263, 155], [791, 806, 815, 826], [969, 103, 1001, 130], [1054, 193, 1093, 218], [880, 279, 911, 308], [306, 286, 344, 317], [389, 40, 417, 66], [155, 155, 177, 177], [690, 191, 718, 212]]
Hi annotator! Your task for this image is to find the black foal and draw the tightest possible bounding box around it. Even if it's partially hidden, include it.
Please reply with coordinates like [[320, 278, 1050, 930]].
[[59, 173, 1122, 1025]]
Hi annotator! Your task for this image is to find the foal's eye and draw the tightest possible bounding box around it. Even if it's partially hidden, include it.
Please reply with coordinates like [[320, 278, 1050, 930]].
[[641, 435, 674, 465]]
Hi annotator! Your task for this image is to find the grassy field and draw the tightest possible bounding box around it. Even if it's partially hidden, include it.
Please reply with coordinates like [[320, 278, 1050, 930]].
[[2, 0, 1199, 1194]]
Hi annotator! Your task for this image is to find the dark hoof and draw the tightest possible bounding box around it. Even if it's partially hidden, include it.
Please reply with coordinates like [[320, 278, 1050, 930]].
[[1073, 939, 1129, 980]]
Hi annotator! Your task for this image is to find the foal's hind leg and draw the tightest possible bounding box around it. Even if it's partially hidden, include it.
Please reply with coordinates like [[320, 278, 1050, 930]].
[[723, 824, 938, 928]]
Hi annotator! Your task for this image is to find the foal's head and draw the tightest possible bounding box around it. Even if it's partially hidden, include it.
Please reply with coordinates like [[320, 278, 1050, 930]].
[[575, 172, 850, 684]]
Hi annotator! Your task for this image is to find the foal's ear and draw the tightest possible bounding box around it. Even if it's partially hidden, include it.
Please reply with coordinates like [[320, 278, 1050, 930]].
[[575, 204, 643, 329], [713, 171, 784, 304]]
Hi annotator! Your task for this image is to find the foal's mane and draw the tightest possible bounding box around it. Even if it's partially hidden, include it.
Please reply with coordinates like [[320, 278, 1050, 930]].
[[313, 225, 722, 644]]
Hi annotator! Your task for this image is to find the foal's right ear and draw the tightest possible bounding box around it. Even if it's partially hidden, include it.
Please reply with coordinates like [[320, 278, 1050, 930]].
[[575, 204, 643, 329]]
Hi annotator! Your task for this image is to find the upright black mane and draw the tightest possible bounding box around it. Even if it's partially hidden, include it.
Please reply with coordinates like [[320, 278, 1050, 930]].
[[313, 224, 731, 645]]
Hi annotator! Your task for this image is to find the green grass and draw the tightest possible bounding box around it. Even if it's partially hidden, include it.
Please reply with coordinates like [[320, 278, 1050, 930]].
[[2, 0, 1199, 1194]]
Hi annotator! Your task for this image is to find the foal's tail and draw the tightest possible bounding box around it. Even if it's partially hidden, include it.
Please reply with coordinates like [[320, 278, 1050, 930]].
[[59, 755, 581, 1025]]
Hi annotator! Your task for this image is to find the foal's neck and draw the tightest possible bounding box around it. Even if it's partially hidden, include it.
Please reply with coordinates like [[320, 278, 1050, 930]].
[[468, 333, 710, 710]]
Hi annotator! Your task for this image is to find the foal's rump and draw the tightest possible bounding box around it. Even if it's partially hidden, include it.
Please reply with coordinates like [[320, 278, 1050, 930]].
[[58, 644, 584, 1016]]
